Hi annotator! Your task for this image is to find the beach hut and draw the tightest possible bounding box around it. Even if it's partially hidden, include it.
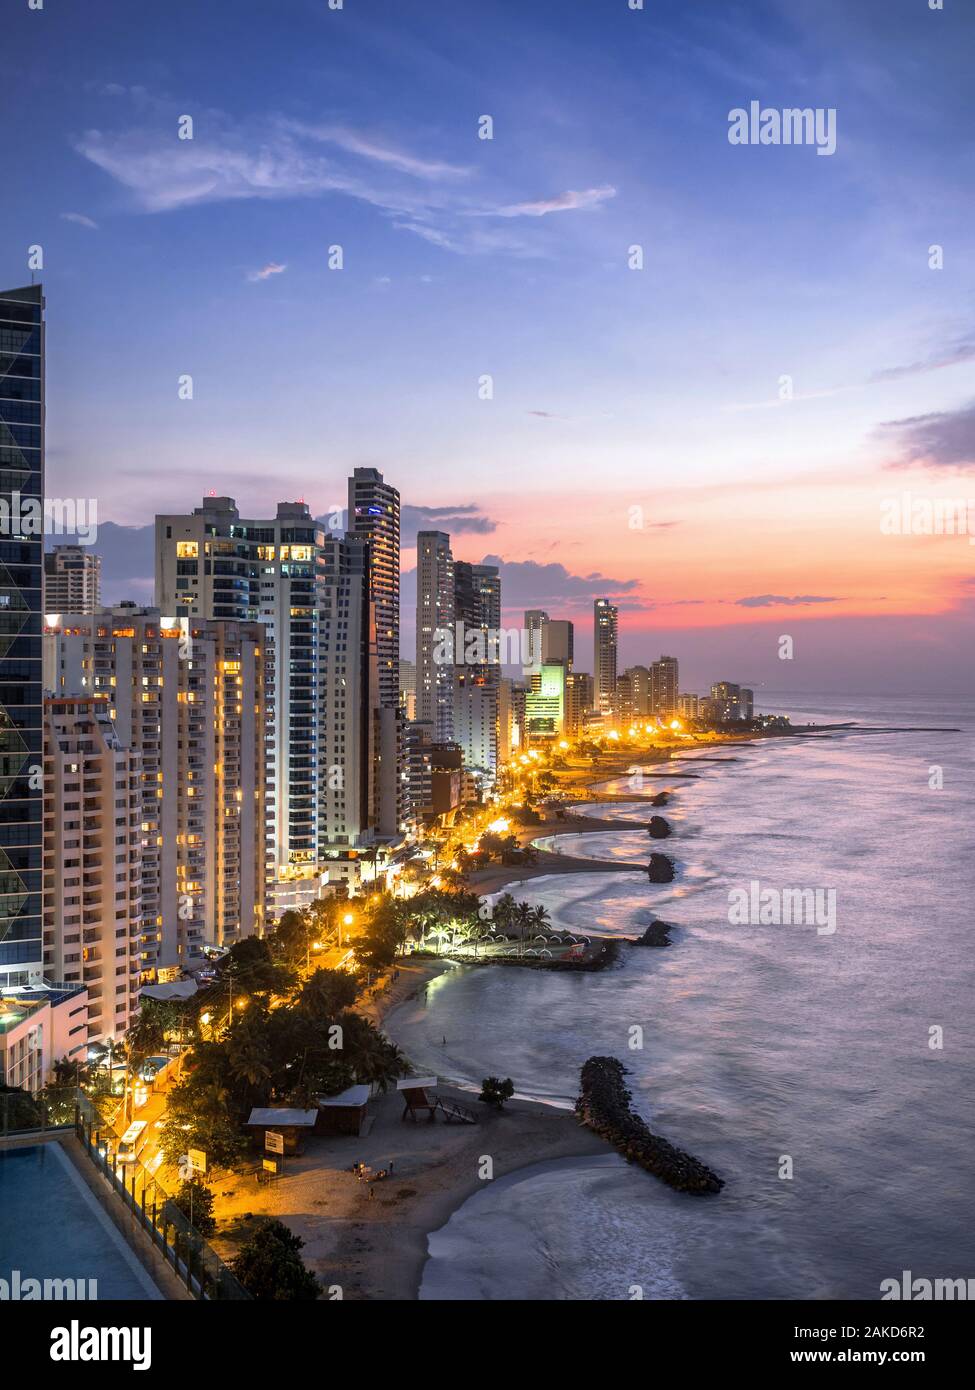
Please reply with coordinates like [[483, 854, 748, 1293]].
[[246, 1107, 318, 1155], [315, 1085, 371, 1137]]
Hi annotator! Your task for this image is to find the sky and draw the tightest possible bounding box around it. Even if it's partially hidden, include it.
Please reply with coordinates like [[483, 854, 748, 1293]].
[[4, 0, 975, 693]]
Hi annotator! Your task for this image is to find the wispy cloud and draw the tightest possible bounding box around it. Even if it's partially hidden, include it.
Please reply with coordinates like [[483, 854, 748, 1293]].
[[60, 211, 99, 229], [72, 110, 618, 256], [478, 185, 617, 218], [73, 124, 364, 213], [879, 400, 975, 471], [246, 261, 287, 282], [735, 594, 840, 608], [871, 340, 975, 383], [283, 121, 470, 181]]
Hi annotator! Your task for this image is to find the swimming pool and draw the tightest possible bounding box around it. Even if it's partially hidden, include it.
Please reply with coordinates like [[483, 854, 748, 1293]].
[[0, 1142, 162, 1300]]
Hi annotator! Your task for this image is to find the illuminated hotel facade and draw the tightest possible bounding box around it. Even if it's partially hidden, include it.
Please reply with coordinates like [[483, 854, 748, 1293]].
[[43, 694, 143, 1038], [44, 607, 265, 973]]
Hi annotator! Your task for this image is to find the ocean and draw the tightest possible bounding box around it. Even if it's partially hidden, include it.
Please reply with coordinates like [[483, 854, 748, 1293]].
[[386, 694, 975, 1300]]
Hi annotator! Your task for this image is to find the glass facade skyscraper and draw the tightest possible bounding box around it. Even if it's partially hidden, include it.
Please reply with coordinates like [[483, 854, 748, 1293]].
[[0, 285, 44, 986]]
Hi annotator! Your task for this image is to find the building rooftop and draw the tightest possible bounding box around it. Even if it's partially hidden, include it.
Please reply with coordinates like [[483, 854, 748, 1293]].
[[0, 982, 86, 1032]]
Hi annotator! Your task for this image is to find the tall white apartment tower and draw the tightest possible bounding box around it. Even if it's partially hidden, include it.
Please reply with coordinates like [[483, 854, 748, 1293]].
[[44, 607, 266, 973], [43, 696, 142, 1041], [416, 531, 455, 741]]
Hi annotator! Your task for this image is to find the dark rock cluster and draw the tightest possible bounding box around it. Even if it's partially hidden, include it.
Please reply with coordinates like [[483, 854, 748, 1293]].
[[575, 1056, 724, 1195], [646, 815, 672, 839], [646, 853, 675, 882], [633, 919, 673, 947], [650, 791, 670, 806]]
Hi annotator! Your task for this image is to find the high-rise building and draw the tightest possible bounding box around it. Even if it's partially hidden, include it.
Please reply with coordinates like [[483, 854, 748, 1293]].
[[399, 659, 417, 721], [404, 720, 434, 828], [701, 682, 753, 723], [618, 665, 650, 722], [650, 655, 680, 720], [156, 497, 325, 915], [42, 695, 143, 1040], [454, 560, 501, 780], [593, 598, 618, 717], [318, 534, 380, 886], [523, 609, 549, 672], [509, 681, 529, 755], [416, 531, 454, 741], [541, 618, 574, 669], [347, 468, 403, 838], [565, 671, 594, 737], [0, 285, 45, 990], [525, 663, 566, 743], [44, 607, 266, 971], [44, 545, 101, 615], [677, 692, 699, 720]]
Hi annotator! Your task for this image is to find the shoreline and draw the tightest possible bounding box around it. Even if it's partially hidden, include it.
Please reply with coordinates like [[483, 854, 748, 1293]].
[[252, 718, 953, 1299], [241, 711, 966, 1299], [369, 764, 698, 1294]]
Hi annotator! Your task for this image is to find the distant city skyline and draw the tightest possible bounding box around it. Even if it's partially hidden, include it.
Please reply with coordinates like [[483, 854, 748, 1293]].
[[5, 0, 975, 692]]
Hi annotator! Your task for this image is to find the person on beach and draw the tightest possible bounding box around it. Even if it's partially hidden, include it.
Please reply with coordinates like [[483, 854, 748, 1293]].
[[442, 1035, 447, 1045]]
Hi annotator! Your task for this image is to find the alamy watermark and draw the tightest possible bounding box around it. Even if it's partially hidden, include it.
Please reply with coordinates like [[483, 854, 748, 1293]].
[[881, 1270, 975, 1300], [728, 102, 837, 156], [433, 623, 539, 669], [1, 1268, 98, 1300], [728, 880, 837, 935], [881, 492, 975, 544], [0, 491, 98, 543], [50, 1320, 151, 1370]]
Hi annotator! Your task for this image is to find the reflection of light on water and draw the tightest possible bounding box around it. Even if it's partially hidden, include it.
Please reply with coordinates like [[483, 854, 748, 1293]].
[[418, 962, 463, 1008]]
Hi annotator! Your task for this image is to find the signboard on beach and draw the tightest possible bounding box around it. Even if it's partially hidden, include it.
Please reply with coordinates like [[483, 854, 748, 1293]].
[[265, 1130, 284, 1155], [187, 1148, 208, 1174]]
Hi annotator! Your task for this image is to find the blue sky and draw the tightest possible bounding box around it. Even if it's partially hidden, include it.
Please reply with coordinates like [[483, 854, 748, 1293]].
[[4, 0, 975, 690]]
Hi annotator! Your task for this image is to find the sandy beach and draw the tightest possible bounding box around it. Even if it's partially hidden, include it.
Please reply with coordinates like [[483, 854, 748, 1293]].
[[209, 1084, 607, 1300]]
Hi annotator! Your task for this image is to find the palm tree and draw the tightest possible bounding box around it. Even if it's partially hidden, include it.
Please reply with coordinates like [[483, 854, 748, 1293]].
[[492, 892, 517, 934], [225, 1021, 272, 1102], [528, 904, 551, 939], [515, 902, 534, 954]]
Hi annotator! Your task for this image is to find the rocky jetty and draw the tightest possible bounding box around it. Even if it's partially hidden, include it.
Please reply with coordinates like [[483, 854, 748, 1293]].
[[633, 919, 673, 947], [646, 815, 672, 839], [575, 1056, 723, 1195], [650, 791, 670, 806], [646, 853, 675, 882]]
